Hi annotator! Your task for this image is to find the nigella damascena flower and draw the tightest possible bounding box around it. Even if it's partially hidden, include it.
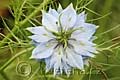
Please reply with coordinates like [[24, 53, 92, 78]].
[[27, 3, 98, 76]]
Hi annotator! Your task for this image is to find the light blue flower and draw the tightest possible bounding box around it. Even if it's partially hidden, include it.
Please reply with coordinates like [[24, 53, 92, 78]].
[[27, 3, 98, 76]]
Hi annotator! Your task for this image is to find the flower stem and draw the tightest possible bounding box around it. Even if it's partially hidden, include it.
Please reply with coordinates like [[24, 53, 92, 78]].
[[0, 47, 33, 71], [0, 0, 52, 47]]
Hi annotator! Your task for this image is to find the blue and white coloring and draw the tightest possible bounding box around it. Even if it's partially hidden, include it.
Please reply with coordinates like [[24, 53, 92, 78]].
[[27, 3, 98, 76]]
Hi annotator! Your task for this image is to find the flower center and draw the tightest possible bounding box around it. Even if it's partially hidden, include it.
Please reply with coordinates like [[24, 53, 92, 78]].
[[53, 30, 72, 48]]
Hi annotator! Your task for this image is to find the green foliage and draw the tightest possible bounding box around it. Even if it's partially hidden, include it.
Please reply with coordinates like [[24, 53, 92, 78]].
[[0, 0, 120, 80]]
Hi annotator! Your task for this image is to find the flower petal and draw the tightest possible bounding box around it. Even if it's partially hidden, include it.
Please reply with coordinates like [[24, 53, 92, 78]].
[[45, 54, 57, 73], [27, 27, 53, 42], [57, 4, 63, 13], [30, 42, 55, 59], [63, 63, 71, 77], [74, 11, 86, 27], [45, 57, 51, 72], [69, 40, 97, 54], [48, 8, 59, 19], [45, 46, 64, 74], [27, 26, 47, 35], [42, 11, 58, 32], [60, 3, 76, 29], [66, 48, 84, 70], [71, 23, 96, 40], [31, 40, 40, 46], [28, 34, 52, 43], [80, 52, 95, 57], [53, 55, 62, 76]]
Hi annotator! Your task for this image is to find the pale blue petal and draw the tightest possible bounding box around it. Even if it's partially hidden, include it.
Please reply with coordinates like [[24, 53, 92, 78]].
[[71, 23, 96, 40], [53, 46, 65, 75], [60, 3, 76, 29], [49, 50, 59, 69], [30, 42, 55, 59], [45, 47, 63, 73], [82, 23, 96, 39], [61, 50, 71, 75], [53, 55, 62, 76], [42, 11, 58, 32], [27, 27, 54, 42], [27, 26, 47, 35], [78, 51, 95, 57], [31, 40, 40, 46], [71, 28, 85, 40], [57, 4, 63, 13], [74, 11, 86, 27], [63, 65, 71, 77], [45, 57, 51, 73], [48, 8, 59, 19], [66, 48, 84, 70], [45, 54, 57, 72], [69, 40, 97, 55], [61, 56, 71, 76], [49, 55, 57, 69], [28, 34, 53, 43]]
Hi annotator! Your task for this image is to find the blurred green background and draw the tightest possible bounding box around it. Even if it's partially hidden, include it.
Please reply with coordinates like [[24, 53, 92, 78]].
[[0, 0, 120, 80]]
